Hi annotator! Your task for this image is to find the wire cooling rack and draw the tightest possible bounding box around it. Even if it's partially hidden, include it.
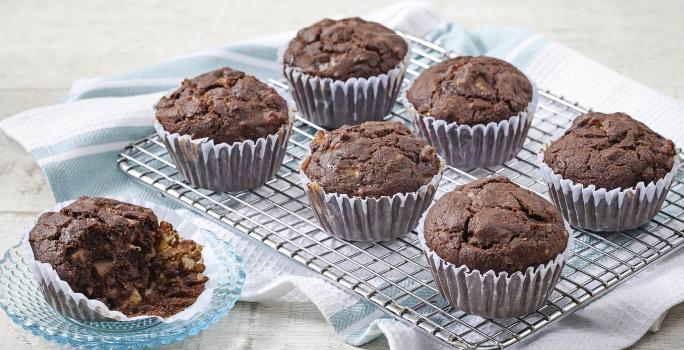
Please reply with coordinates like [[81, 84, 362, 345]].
[[117, 33, 684, 349]]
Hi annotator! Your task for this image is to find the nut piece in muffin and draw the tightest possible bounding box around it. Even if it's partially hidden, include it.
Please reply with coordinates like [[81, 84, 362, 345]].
[[155, 66, 289, 144], [29, 197, 208, 318], [424, 176, 568, 273], [283, 17, 408, 80], [407, 56, 533, 125], [543, 112, 677, 190], [301, 121, 441, 198]]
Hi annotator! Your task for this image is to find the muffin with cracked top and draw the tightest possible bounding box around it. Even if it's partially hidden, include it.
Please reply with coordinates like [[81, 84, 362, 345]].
[[540, 112, 678, 231], [420, 176, 571, 318], [154, 66, 292, 192], [404, 56, 537, 168], [283, 17, 410, 128], [300, 120, 444, 241]]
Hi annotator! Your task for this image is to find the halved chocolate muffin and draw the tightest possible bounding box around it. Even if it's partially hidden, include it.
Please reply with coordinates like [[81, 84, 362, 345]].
[[29, 197, 207, 317]]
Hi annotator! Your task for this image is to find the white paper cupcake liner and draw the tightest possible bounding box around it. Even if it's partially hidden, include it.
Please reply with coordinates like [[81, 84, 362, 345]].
[[418, 217, 573, 319], [299, 161, 444, 242], [539, 153, 680, 232], [283, 42, 411, 129], [154, 119, 292, 193], [402, 84, 539, 169], [22, 196, 224, 322]]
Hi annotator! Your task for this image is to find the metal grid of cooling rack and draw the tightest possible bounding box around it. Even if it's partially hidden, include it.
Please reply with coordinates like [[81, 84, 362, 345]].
[[117, 33, 684, 349]]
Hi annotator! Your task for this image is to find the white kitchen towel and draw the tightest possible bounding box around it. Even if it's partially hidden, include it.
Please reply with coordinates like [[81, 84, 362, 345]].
[[2, 2, 684, 349]]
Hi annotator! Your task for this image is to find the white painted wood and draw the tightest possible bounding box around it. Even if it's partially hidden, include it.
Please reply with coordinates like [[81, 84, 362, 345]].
[[0, 1, 682, 349]]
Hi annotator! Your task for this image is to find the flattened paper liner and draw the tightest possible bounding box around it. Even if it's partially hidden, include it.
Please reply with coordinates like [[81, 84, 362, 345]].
[[22, 196, 225, 322], [299, 160, 444, 242], [539, 152, 680, 232], [154, 119, 292, 193], [418, 216, 573, 319], [402, 83, 539, 169], [282, 41, 411, 129]]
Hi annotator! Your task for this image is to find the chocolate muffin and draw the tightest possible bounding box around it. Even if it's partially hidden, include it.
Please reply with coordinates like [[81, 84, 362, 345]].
[[406, 56, 533, 125], [283, 17, 408, 80], [154, 66, 293, 192], [155, 67, 289, 144], [423, 176, 568, 273], [29, 197, 207, 318], [301, 121, 441, 198], [543, 112, 676, 190]]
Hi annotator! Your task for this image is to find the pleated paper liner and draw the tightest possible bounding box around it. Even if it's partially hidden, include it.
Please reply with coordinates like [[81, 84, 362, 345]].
[[299, 160, 444, 242], [538, 153, 680, 232]]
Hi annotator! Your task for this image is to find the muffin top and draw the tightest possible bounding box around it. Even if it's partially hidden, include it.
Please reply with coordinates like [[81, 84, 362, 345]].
[[301, 121, 441, 198], [29, 197, 207, 317], [155, 67, 289, 144], [283, 17, 408, 80], [406, 56, 533, 125], [423, 176, 568, 274], [544, 112, 677, 190]]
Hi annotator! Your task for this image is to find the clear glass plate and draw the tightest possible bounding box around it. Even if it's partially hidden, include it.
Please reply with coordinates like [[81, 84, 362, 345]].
[[0, 231, 245, 349]]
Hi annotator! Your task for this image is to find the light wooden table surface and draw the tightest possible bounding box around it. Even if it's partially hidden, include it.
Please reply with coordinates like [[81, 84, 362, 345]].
[[1, 1, 683, 349]]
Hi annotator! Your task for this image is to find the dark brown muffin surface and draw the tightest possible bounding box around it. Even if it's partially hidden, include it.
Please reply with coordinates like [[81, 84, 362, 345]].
[[423, 176, 568, 274], [283, 17, 408, 80], [407, 56, 533, 125], [544, 112, 677, 190], [301, 121, 441, 198], [155, 67, 289, 144], [29, 197, 207, 318]]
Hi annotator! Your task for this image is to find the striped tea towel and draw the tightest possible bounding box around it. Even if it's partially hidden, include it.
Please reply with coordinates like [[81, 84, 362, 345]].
[[2, 2, 684, 349]]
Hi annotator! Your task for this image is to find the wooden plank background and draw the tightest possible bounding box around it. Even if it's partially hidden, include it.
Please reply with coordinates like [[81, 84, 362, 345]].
[[1, 0, 683, 348]]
